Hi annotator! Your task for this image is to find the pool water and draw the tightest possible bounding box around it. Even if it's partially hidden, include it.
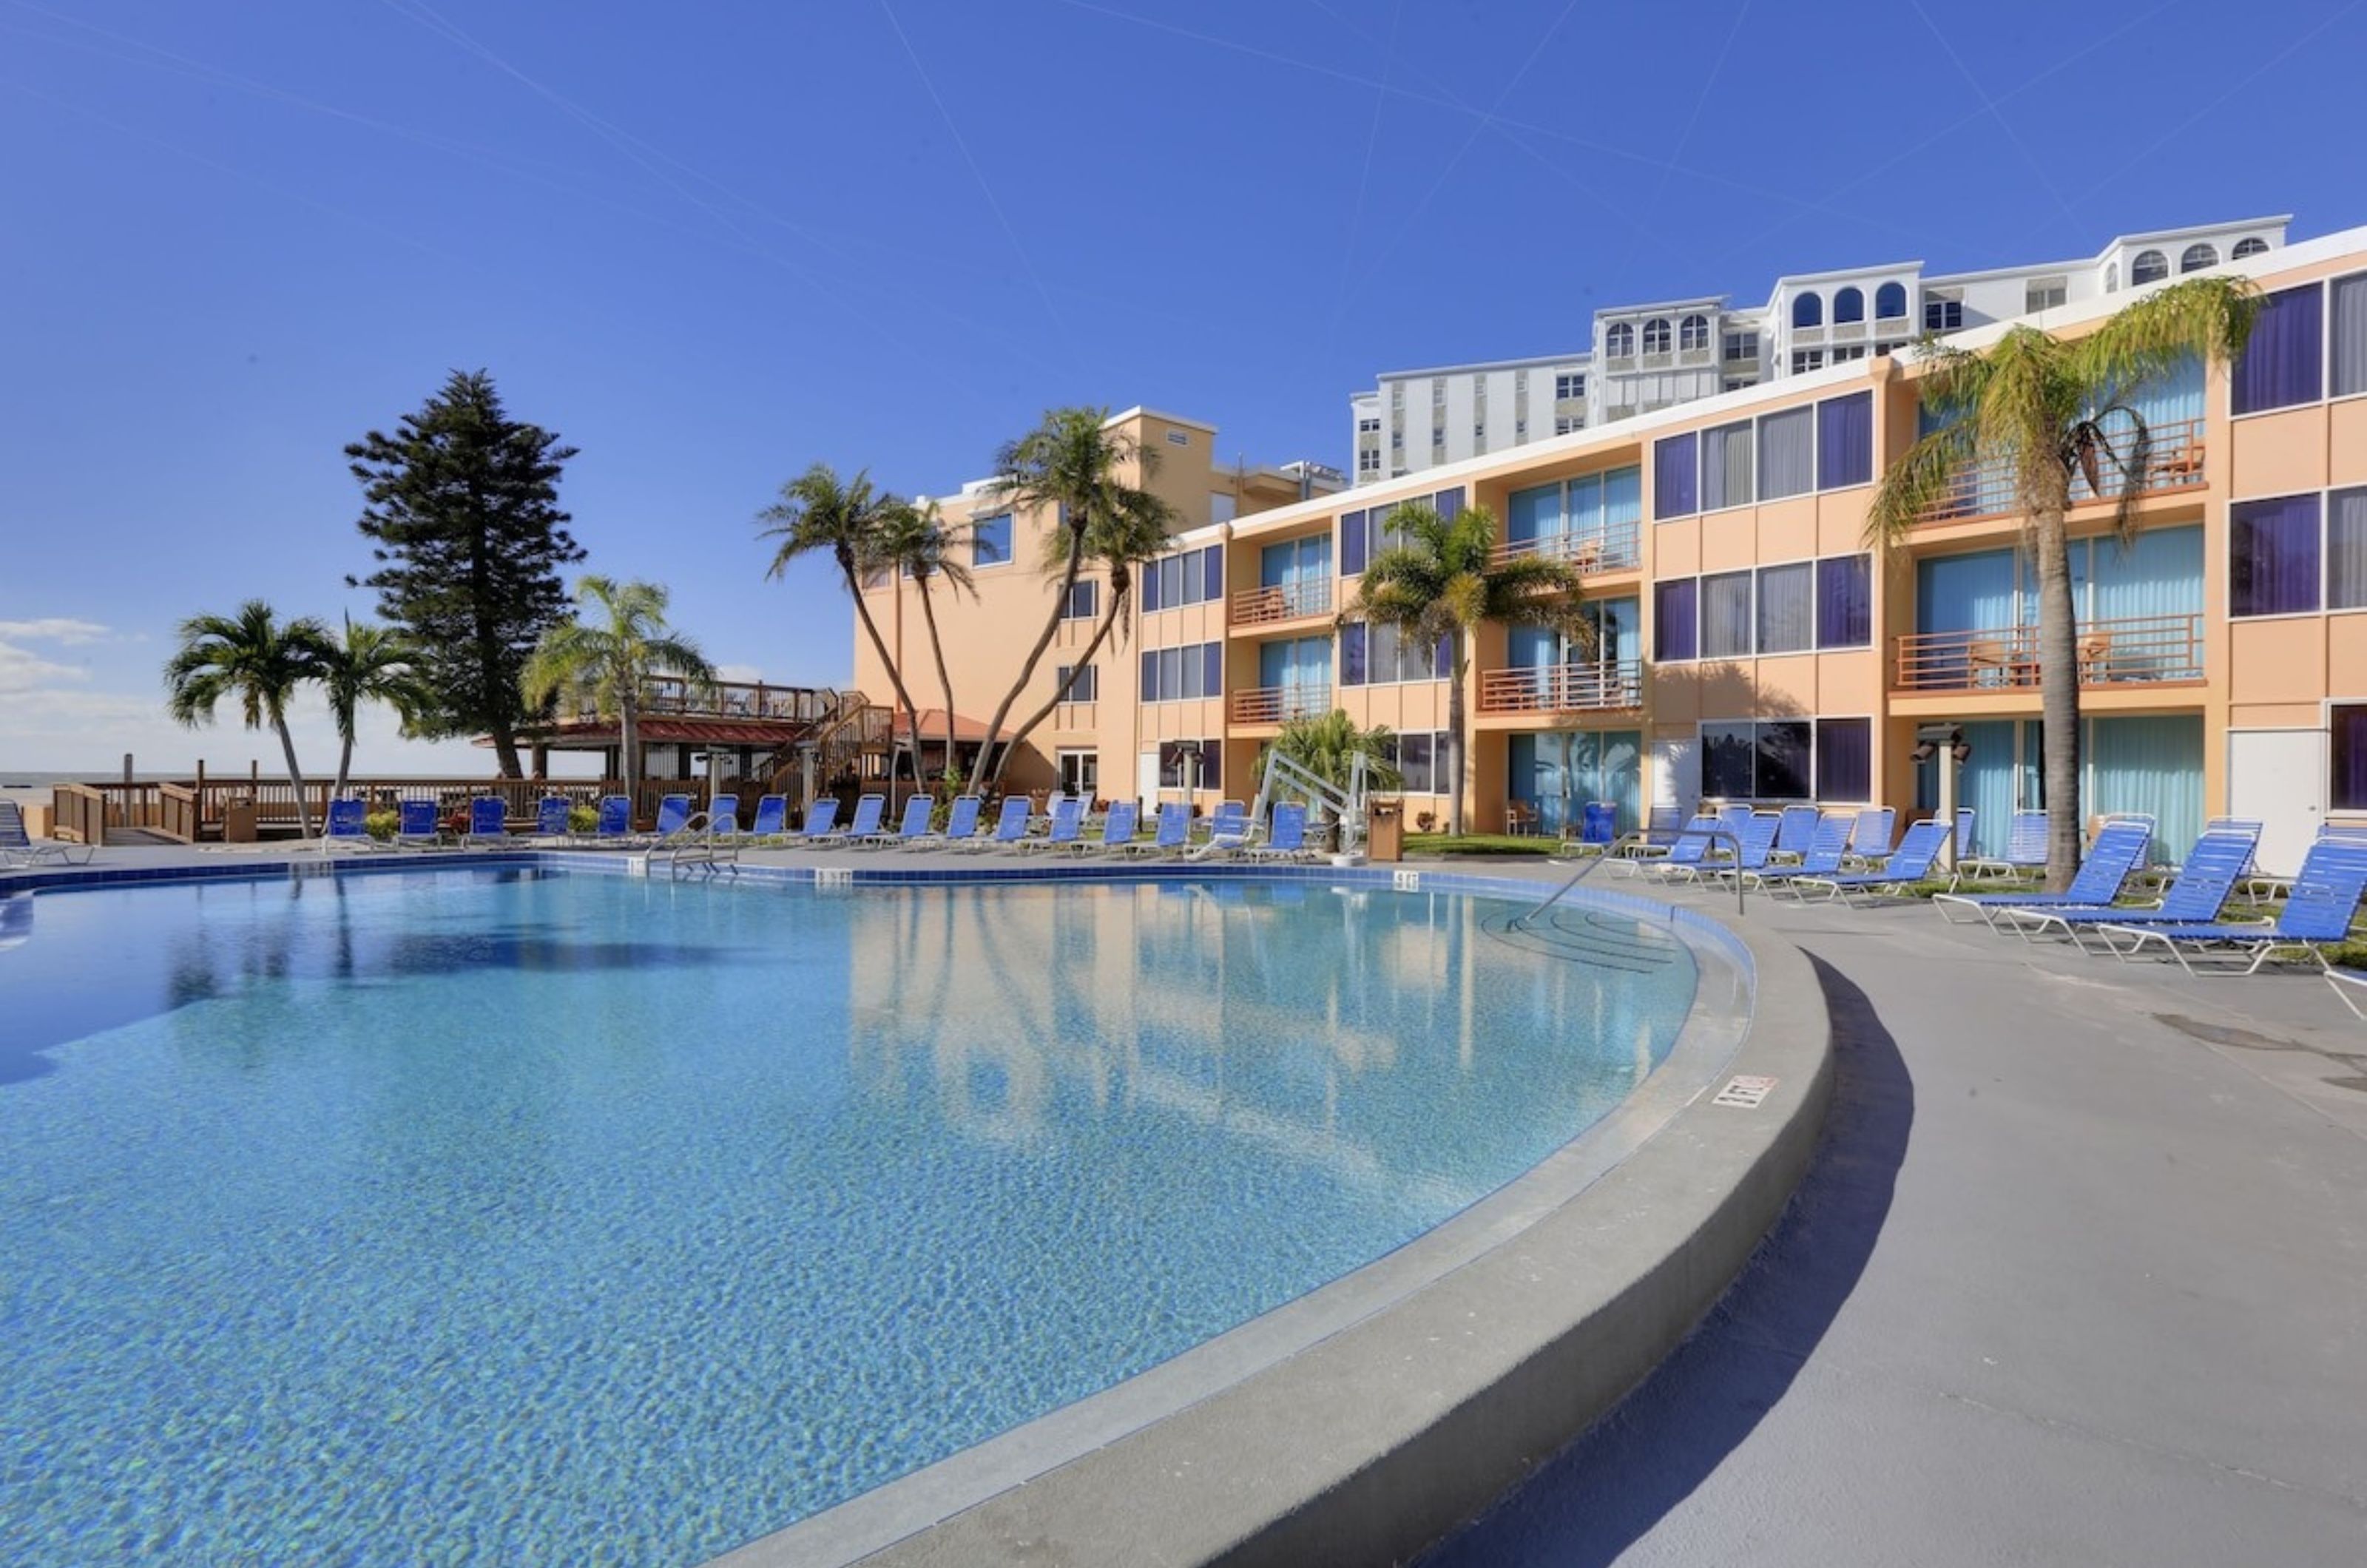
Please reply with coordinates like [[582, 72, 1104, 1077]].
[[0, 869, 1699, 1565]]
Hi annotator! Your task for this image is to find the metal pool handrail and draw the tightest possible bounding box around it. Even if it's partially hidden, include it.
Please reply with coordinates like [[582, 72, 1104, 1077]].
[[1513, 828, 1747, 926]]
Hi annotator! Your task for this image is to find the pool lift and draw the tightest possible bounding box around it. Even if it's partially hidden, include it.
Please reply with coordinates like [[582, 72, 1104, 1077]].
[[1243, 747, 1372, 861]]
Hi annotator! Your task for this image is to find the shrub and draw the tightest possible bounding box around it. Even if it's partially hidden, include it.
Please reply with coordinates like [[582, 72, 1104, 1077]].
[[364, 811, 399, 842], [1416, 811, 1437, 832], [569, 805, 598, 834]]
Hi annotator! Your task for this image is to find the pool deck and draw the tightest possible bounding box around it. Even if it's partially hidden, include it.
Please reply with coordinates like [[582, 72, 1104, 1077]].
[[9, 843, 2366, 1564]]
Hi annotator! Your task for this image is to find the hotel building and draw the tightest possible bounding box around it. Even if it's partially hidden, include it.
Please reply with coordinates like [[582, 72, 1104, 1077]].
[[855, 223, 2367, 878]]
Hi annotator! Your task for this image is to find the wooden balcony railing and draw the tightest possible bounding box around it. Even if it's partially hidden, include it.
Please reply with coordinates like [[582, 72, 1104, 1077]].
[[1230, 579, 1333, 626], [1490, 516, 1641, 575], [1894, 613, 2204, 692], [1477, 660, 1645, 714], [564, 679, 837, 724], [1914, 415, 2206, 526], [1229, 684, 1333, 725]]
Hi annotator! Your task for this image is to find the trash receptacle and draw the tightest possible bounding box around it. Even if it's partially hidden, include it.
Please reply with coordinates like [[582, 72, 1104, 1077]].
[[222, 798, 258, 844], [1580, 801, 1618, 851], [1365, 798, 1404, 862]]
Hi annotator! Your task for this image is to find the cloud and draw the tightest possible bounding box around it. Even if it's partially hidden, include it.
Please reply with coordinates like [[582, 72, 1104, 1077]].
[[714, 663, 765, 684], [0, 618, 111, 645], [0, 641, 90, 695]]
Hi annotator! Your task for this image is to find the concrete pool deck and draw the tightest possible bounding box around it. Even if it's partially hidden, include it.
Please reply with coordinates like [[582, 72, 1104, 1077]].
[[8, 843, 2365, 1564]]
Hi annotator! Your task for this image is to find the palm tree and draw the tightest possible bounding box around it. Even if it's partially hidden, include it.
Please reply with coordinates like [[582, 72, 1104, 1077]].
[[1255, 709, 1405, 799], [757, 463, 925, 777], [520, 576, 715, 786], [1352, 501, 1587, 836], [164, 600, 335, 839], [874, 498, 976, 788], [1868, 276, 2258, 890], [319, 615, 434, 798], [970, 408, 1177, 791]]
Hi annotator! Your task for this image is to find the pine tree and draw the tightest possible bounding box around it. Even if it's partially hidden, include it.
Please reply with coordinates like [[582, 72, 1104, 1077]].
[[346, 370, 584, 776]]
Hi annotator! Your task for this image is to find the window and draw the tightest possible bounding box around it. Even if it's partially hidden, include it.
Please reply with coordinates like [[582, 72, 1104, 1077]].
[[1061, 579, 1099, 621], [1474, 422, 1487, 442], [1680, 314, 1710, 351], [1701, 571, 1753, 658], [1555, 372, 1585, 399], [1166, 429, 1189, 446], [1555, 415, 1578, 435], [2025, 277, 2067, 311], [1390, 383, 1404, 406], [1339, 489, 1460, 575], [1057, 749, 1098, 797], [1701, 421, 1753, 511], [2332, 488, 2367, 609], [1817, 555, 1874, 646], [1653, 431, 1698, 519], [1055, 663, 1098, 702], [1140, 544, 1222, 612], [1831, 344, 1866, 362], [1924, 294, 1963, 332], [1833, 287, 1864, 325], [1385, 731, 1450, 793], [1340, 621, 1448, 686], [2179, 243, 2218, 274], [1875, 281, 1908, 320], [1655, 579, 1698, 661], [2232, 284, 2324, 413], [1757, 405, 1814, 501], [1791, 349, 1825, 375], [1817, 391, 1873, 489], [1723, 331, 1759, 361], [2130, 249, 2169, 285], [1431, 379, 1446, 405], [1391, 428, 1404, 447], [1702, 720, 1832, 801], [1642, 317, 1672, 354], [1756, 562, 1814, 654], [1656, 555, 1872, 660], [1816, 718, 1872, 800], [1606, 322, 1635, 357], [1792, 292, 1823, 328], [972, 513, 1013, 567], [2234, 237, 2271, 260], [1138, 641, 1223, 702], [2105, 263, 2118, 292], [2229, 493, 2320, 616], [1358, 449, 1381, 475], [2334, 273, 2367, 397], [1723, 378, 1751, 393], [2336, 706, 2367, 811], [1357, 416, 1380, 434], [1157, 739, 1220, 791]]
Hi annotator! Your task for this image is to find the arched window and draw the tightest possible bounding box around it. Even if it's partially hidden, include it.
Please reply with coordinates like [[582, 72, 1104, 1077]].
[[1874, 281, 1906, 320], [2130, 250, 2168, 285], [1792, 291, 1823, 328], [1606, 322, 1635, 357], [1679, 314, 1710, 351], [2233, 237, 2270, 260], [2180, 243, 2218, 274], [1833, 286, 1865, 324], [2104, 263, 2118, 292], [1641, 317, 1672, 354]]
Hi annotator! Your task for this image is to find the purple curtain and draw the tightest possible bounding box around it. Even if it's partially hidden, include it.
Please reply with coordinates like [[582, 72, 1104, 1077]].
[[1201, 546, 1223, 602], [2332, 708, 2367, 811], [1817, 391, 1873, 489], [2232, 285, 2323, 414], [1817, 555, 1873, 647], [1201, 643, 1223, 697], [1655, 579, 1698, 660], [1433, 635, 1453, 678], [1654, 433, 1698, 519], [1339, 623, 1368, 686], [1139, 649, 1160, 700], [1432, 486, 1465, 521], [1340, 509, 1368, 575], [1816, 718, 1872, 801], [2229, 494, 2322, 616]]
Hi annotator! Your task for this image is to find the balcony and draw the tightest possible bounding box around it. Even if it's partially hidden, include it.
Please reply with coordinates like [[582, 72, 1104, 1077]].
[[1478, 660, 1645, 714], [1894, 613, 2204, 692], [569, 679, 836, 724], [1229, 684, 1333, 725], [1914, 416, 2206, 526], [1232, 579, 1334, 627], [1490, 516, 1642, 575]]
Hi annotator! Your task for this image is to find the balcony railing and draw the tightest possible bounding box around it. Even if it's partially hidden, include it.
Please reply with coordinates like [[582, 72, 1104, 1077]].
[[1491, 517, 1642, 575], [1894, 613, 2204, 692], [565, 679, 837, 724], [1914, 415, 2206, 526], [1231, 579, 1333, 626], [1477, 660, 1645, 714], [1229, 684, 1333, 725]]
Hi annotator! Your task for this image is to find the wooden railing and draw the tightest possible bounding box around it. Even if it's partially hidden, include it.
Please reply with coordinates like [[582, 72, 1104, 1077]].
[[1490, 516, 1641, 574], [1230, 579, 1332, 626], [1477, 660, 1645, 714], [1914, 415, 2206, 525], [1894, 612, 2205, 691], [563, 678, 839, 725], [1229, 684, 1333, 725]]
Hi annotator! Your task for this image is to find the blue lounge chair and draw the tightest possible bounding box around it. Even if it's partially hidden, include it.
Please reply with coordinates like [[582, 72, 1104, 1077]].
[[748, 794, 790, 842], [959, 796, 1030, 852], [1016, 797, 1084, 854], [1625, 804, 1685, 859], [1931, 818, 2155, 927], [781, 796, 843, 848], [1127, 801, 1193, 856], [590, 794, 634, 845], [1244, 801, 1314, 862], [1996, 828, 2260, 953], [1558, 800, 1621, 856], [652, 794, 694, 839], [322, 797, 379, 853], [2097, 839, 2367, 975], [462, 796, 510, 847], [530, 795, 573, 842], [1754, 814, 1856, 895], [1635, 815, 1723, 882], [707, 795, 741, 837], [2330, 968, 2367, 1021], [1704, 811, 1783, 888], [1191, 800, 1252, 859], [393, 798, 445, 849], [839, 794, 885, 843], [1955, 809, 2048, 885], [906, 794, 982, 849], [1789, 818, 1952, 903], [1771, 804, 1821, 864], [1077, 800, 1139, 854], [1, 800, 95, 867], [1843, 806, 1897, 868], [865, 794, 935, 848]]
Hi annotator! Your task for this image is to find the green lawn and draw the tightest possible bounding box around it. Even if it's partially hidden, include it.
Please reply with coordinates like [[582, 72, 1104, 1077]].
[[1402, 833, 1563, 857]]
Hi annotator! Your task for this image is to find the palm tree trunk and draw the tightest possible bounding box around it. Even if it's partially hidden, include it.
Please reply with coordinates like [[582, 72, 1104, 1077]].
[[2032, 496, 2084, 892], [621, 691, 638, 791], [334, 733, 354, 800], [273, 713, 314, 839], [977, 523, 1087, 790], [844, 569, 925, 785], [1446, 635, 1468, 837], [994, 589, 1124, 788], [916, 581, 960, 792]]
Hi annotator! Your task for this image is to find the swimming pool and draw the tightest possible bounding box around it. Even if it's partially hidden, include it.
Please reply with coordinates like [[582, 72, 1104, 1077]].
[[0, 865, 1730, 1565]]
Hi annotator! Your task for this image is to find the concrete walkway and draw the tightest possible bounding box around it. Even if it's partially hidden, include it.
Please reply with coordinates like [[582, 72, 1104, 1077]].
[[1426, 881, 2367, 1567]]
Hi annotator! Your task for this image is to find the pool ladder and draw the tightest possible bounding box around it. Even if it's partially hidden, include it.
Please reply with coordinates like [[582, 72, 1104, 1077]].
[[1512, 827, 1747, 927], [648, 813, 742, 879]]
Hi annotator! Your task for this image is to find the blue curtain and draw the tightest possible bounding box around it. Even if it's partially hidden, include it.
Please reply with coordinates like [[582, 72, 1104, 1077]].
[[1592, 597, 1641, 663], [1507, 625, 1558, 669], [1508, 483, 1561, 545], [2232, 284, 2323, 414], [2087, 714, 2203, 864], [1917, 549, 2019, 632], [1816, 392, 1873, 489], [1510, 730, 1642, 836], [1654, 433, 1698, 518], [1956, 720, 2019, 858]]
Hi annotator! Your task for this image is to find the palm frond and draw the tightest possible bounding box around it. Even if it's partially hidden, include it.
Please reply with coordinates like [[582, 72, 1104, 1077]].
[[1865, 420, 1979, 545]]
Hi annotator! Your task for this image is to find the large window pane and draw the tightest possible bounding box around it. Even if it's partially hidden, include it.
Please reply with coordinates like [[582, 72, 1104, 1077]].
[[2331, 487, 2367, 612], [1655, 579, 1698, 660], [1701, 723, 1756, 799], [1339, 622, 1368, 686], [1756, 562, 1814, 653], [2232, 284, 2324, 413], [1399, 732, 1434, 793], [1817, 555, 1874, 646], [1340, 509, 1368, 575], [2334, 272, 2367, 399], [1654, 433, 1698, 518], [1201, 545, 1224, 603], [1202, 643, 1223, 697], [1701, 422, 1753, 511], [1816, 391, 1873, 489], [2229, 493, 2323, 615], [1816, 718, 1872, 800], [1139, 649, 1160, 701], [973, 513, 1013, 566], [1757, 406, 1815, 499], [1756, 722, 1813, 799], [2335, 706, 2367, 811], [1701, 571, 1753, 658]]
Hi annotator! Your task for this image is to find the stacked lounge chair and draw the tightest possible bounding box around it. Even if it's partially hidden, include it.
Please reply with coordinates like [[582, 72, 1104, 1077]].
[[1632, 815, 1722, 882], [1930, 818, 2155, 927], [862, 794, 935, 848], [1786, 817, 1951, 903], [1995, 826, 2258, 952], [1954, 810, 2047, 885], [2096, 837, 2367, 975], [1754, 814, 1856, 896], [904, 794, 982, 849]]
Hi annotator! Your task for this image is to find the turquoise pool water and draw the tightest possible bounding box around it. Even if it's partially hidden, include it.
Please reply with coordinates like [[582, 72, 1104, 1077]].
[[0, 868, 1700, 1565]]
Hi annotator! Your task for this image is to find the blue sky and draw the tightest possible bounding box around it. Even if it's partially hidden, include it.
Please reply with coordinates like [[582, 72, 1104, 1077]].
[[2, 0, 2361, 774]]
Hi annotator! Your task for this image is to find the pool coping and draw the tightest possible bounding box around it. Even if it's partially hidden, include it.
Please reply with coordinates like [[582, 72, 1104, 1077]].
[[2, 852, 1832, 1567]]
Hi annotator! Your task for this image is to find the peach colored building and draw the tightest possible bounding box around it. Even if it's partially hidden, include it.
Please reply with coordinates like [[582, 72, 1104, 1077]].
[[856, 228, 2367, 876]]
